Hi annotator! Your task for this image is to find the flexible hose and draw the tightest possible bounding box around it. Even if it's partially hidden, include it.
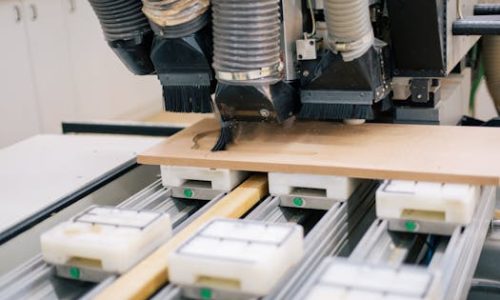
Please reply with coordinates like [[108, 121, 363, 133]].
[[142, 0, 210, 30], [88, 0, 155, 74], [323, 0, 374, 61], [483, 36, 500, 113], [212, 0, 282, 84], [88, 0, 151, 41]]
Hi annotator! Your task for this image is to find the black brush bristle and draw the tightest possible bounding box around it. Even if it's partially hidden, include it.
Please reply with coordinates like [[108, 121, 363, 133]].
[[163, 85, 213, 113], [211, 121, 235, 152], [298, 103, 374, 120]]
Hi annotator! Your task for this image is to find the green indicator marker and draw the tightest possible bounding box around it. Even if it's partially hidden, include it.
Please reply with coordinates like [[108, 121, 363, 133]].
[[405, 220, 417, 232], [184, 188, 193, 198], [293, 197, 304, 207], [200, 287, 212, 300], [69, 266, 80, 279]]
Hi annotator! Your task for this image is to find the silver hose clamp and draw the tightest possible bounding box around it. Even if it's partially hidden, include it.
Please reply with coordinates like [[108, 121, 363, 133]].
[[216, 62, 283, 82]]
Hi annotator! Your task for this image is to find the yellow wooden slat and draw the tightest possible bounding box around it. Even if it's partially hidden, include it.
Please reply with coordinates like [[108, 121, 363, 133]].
[[495, 209, 500, 220], [94, 174, 268, 300]]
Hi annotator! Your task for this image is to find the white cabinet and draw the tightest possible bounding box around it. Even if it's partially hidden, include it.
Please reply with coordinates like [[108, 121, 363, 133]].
[[63, 0, 162, 121], [0, 0, 163, 148], [0, 0, 41, 148], [24, 0, 77, 133]]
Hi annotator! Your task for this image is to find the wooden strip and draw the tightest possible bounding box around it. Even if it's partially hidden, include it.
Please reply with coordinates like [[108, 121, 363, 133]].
[[95, 175, 268, 300], [138, 118, 500, 185]]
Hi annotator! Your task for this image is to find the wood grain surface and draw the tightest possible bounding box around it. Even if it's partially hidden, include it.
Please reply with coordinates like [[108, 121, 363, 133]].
[[138, 118, 500, 185]]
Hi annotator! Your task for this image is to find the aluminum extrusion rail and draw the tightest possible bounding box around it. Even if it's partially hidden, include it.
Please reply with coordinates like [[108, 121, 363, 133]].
[[0, 179, 220, 299]]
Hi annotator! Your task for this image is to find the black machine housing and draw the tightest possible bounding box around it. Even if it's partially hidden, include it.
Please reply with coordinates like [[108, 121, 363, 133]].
[[91, 0, 483, 124]]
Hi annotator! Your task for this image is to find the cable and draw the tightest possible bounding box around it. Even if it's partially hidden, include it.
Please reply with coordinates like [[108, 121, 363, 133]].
[[469, 44, 485, 117], [471, 278, 500, 292], [323, 0, 375, 61], [419, 235, 438, 265], [306, 0, 316, 38], [457, 0, 464, 19]]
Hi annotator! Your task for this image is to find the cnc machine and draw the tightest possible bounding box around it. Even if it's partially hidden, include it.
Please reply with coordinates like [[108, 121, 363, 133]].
[[1, 1, 500, 300]]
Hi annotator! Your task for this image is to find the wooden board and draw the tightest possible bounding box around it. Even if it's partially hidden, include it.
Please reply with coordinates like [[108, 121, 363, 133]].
[[95, 175, 268, 300], [138, 118, 500, 185]]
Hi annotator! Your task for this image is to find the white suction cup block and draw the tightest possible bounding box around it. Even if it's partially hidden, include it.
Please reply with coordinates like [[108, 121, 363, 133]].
[[305, 258, 431, 300], [41, 206, 172, 274], [169, 218, 304, 296], [306, 287, 421, 300], [268, 172, 360, 200], [161, 166, 248, 191], [376, 180, 480, 224]]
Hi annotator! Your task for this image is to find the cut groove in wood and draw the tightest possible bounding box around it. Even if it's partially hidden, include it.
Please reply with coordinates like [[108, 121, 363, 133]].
[[138, 118, 500, 185], [94, 174, 268, 300]]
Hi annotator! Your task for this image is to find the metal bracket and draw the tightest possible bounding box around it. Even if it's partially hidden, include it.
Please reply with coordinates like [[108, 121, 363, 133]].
[[182, 285, 257, 300], [170, 181, 225, 201], [410, 78, 441, 105], [387, 218, 461, 236], [279, 193, 338, 210], [55, 265, 115, 283]]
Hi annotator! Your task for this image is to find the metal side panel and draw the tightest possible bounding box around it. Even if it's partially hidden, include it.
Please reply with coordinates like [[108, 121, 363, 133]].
[[446, 0, 480, 73]]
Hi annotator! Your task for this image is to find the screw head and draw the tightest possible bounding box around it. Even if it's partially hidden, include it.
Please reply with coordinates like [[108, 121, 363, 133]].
[[404, 220, 418, 232], [200, 287, 212, 300], [183, 188, 194, 198], [293, 197, 304, 207], [260, 109, 270, 118], [69, 267, 80, 279]]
